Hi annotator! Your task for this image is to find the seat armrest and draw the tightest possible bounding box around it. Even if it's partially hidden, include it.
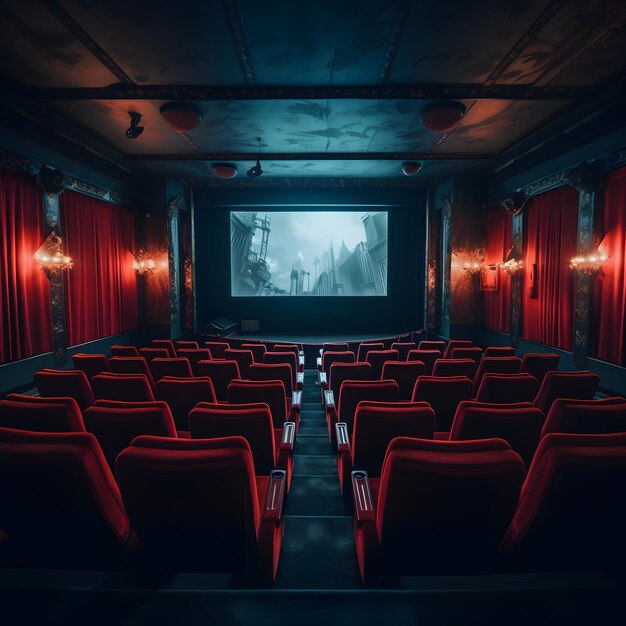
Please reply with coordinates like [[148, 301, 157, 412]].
[[291, 390, 302, 409], [352, 470, 376, 526], [296, 371, 304, 389], [336, 422, 351, 454], [280, 422, 296, 451], [316, 356, 322, 370], [319, 371, 327, 386], [319, 348, 323, 357], [298, 355, 305, 368], [324, 390, 335, 409], [263, 470, 286, 525]]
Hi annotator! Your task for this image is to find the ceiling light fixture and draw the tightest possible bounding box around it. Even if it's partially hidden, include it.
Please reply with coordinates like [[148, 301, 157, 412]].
[[402, 161, 423, 176], [160, 102, 203, 132], [125, 111, 144, 139], [212, 163, 238, 179], [247, 137, 264, 177], [421, 101, 466, 132]]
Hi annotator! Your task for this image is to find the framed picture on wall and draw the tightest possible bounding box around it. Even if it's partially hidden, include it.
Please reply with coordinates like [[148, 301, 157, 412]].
[[480, 265, 499, 291]]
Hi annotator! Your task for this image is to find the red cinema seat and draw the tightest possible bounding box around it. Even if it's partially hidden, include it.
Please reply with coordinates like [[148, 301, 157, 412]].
[[411, 376, 473, 431], [34, 369, 95, 411], [264, 351, 298, 387], [484, 347, 516, 358], [110, 345, 139, 357], [450, 346, 483, 363], [204, 341, 230, 359], [83, 400, 177, 469], [197, 359, 241, 402], [443, 340, 473, 359], [139, 347, 170, 362], [336, 401, 435, 493], [224, 349, 254, 379], [417, 340, 446, 354], [366, 349, 399, 380], [381, 361, 426, 401], [519, 353, 560, 386], [151, 339, 176, 358], [390, 342, 416, 362], [407, 349, 440, 375], [175, 340, 199, 350], [432, 358, 477, 379], [353, 437, 525, 581], [541, 397, 626, 437], [475, 373, 540, 405], [72, 353, 109, 379], [0, 395, 85, 433], [450, 401, 544, 468], [115, 436, 286, 580], [250, 363, 294, 396], [227, 379, 299, 429], [472, 356, 523, 396], [0, 428, 131, 568], [533, 370, 600, 415], [323, 342, 349, 354], [91, 373, 155, 402], [356, 342, 384, 362], [327, 362, 372, 404], [149, 357, 193, 381], [322, 350, 355, 376], [109, 357, 155, 389], [176, 348, 213, 375], [241, 343, 267, 363], [274, 343, 300, 359], [155, 377, 217, 430], [505, 432, 626, 570]]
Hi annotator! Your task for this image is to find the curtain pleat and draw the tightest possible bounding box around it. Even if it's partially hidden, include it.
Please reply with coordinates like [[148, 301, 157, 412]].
[[484, 208, 512, 333]]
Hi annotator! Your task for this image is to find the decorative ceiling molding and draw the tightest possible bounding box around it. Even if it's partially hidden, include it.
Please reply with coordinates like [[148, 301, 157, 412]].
[[377, 0, 412, 84], [222, 0, 256, 85]]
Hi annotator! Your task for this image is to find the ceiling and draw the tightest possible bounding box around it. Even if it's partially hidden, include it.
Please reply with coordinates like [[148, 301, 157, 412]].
[[2, 0, 626, 184]]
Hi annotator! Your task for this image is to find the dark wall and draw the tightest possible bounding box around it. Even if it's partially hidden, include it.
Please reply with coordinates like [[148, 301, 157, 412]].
[[194, 187, 426, 334]]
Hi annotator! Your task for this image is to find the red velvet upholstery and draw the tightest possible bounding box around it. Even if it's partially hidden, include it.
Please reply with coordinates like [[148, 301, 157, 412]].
[[329, 362, 372, 400], [263, 351, 297, 385], [356, 342, 385, 362], [115, 435, 284, 579], [155, 377, 217, 430], [175, 348, 213, 375], [0, 428, 130, 567], [322, 350, 355, 375], [91, 372, 155, 402], [323, 342, 349, 353], [390, 342, 416, 361], [519, 353, 560, 386], [109, 357, 155, 389], [411, 376, 473, 431], [354, 437, 525, 580], [151, 339, 176, 358], [432, 358, 477, 379], [196, 359, 241, 401], [505, 432, 626, 569], [407, 349, 440, 375], [175, 340, 199, 350], [241, 343, 267, 363], [365, 349, 400, 379], [227, 380, 292, 429], [381, 361, 426, 401], [72, 353, 110, 379], [250, 363, 294, 395], [34, 369, 95, 411], [149, 357, 193, 381], [273, 343, 300, 359], [204, 341, 230, 358], [450, 346, 483, 363], [541, 397, 626, 436], [224, 349, 254, 379], [484, 347, 516, 358], [84, 400, 177, 469], [472, 356, 523, 395], [475, 373, 540, 405], [417, 340, 446, 354], [450, 401, 544, 468], [533, 370, 600, 415], [110, 345, 139, 357], [138, 347, 170, 362], [0, 395, 85, 432], [443, 340, 473, 359], [337, 380, 399, 434]]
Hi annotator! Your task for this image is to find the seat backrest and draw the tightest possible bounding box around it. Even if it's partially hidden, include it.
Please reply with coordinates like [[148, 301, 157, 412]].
[[450, 400, 544, 468], [189, 403, 276, 475], [411, 376, 473, 431], [390, 342, 416, 361], [519, 353, 560, 385], [175, 348, 213, 375], [432, 358, 477, 379], [381, 361, 426, 401], [204, 341, 230, 358], [0, 395, 85, 433], [352, 401, 435, 477], [0, 428, 129, 566], [196, 359, 241, 401], [139, 347, 170, 362], [475, 373, 540, 405], [155, 377, 217, 430], [72, 353, 109, 379], [109, 357, 155, 388], [249, 363, 293, 396], [263, 351, 297, 385], [175, 340, 199, 350], [329, 362, 372, 399], [224, 349, 254, 379], [443, 340, 473, 359], [110, 345, 139, 357], [337, 380, 399, 432], [151, 339, 176, 358], [507, 432, 626, 568], [273, 343, 300, 359], [407, 349, 440, 375], [84, 400, 176, 469], [241, 343, 267, 363], [227, 380, 288, 428], [115, 435, 260, 570], [322, 350, 355, 375], [377, 437, 525, 570], [34, 369, 95, 411], [356, 342, 385, 362], [542, 397, 626, 437], [533, 370, 600, 415], [366, 349, 400, 379], [472, 356, 523, 395], [484, 347, 516, 358], [323, 342, 349, 353], [417, 340, 446, 354], [450, 346, 483, 363], [149, 357, 193, 381], [91, 372, 155, 402]]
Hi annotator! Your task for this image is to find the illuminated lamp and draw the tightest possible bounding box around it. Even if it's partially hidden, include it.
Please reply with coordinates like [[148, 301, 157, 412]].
[[402, 161, 423, 176], [421, 101, 466, 132], [212, 163, 238, 179], [569, 250, 608, 275], [34, 231, 72, 277], [160, 102, 203, 132]]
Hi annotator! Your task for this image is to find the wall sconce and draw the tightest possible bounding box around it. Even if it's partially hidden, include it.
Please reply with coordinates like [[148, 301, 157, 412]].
[[34, 231, 73, 277], [461, 248, 485, 276], [500, 258, 523, 275], [569, 250, 608, 275], [132, 249, 156, 275]]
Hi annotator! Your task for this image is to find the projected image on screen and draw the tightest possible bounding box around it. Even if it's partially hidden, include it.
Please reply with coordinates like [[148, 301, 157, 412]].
[[231, 211, 388, 296]]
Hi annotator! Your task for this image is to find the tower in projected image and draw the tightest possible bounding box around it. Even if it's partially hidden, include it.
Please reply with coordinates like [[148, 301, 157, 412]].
[[289, 251, 306, 295], [231, 212, 273, 295]]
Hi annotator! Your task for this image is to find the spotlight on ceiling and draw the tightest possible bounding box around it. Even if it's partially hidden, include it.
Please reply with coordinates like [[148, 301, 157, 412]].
[[247, 160, 263, 178], [421, 101, 466, 132], [402, 161, 423, 176], [125, 111, 144, 139], [212, 163, 238, 179], [160, 102, 203, 132]]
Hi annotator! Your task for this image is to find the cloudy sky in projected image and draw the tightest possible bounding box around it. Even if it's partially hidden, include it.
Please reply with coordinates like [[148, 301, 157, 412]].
[[241, 211, 371, 292]]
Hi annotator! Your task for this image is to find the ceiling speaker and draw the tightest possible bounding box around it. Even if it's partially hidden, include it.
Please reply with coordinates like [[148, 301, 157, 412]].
[[402, 161, 423, 176], [421, 101, 466, 132], [160, 102, 203, 132], [212, 163, 238, 179]]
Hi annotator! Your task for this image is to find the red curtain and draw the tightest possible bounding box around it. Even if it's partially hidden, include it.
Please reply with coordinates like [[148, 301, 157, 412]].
[[0, 168, 53, 363], [484, 208, 512, 333], [521, 186, 579, 351], [592, 166, 626, 365], [63, 192, 137, 346]]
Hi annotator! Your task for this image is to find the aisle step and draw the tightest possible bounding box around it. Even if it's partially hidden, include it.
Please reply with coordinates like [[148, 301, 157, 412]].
[[295, 435, 333, 455], [284, 476, 351, 516], [293, 455, 337, 476]]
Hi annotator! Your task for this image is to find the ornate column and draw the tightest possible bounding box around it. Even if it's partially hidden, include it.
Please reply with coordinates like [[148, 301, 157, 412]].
[[509, 213, 523, 348], [440, 195, 452, 339], [167, 195, 182, 330]]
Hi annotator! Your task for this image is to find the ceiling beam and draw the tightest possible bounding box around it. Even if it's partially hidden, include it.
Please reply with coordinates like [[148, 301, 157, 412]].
[[3, 83, 594, 101]]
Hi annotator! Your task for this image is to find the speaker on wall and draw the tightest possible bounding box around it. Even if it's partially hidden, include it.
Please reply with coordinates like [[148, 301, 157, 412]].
[[207, 317, 238, 336]]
